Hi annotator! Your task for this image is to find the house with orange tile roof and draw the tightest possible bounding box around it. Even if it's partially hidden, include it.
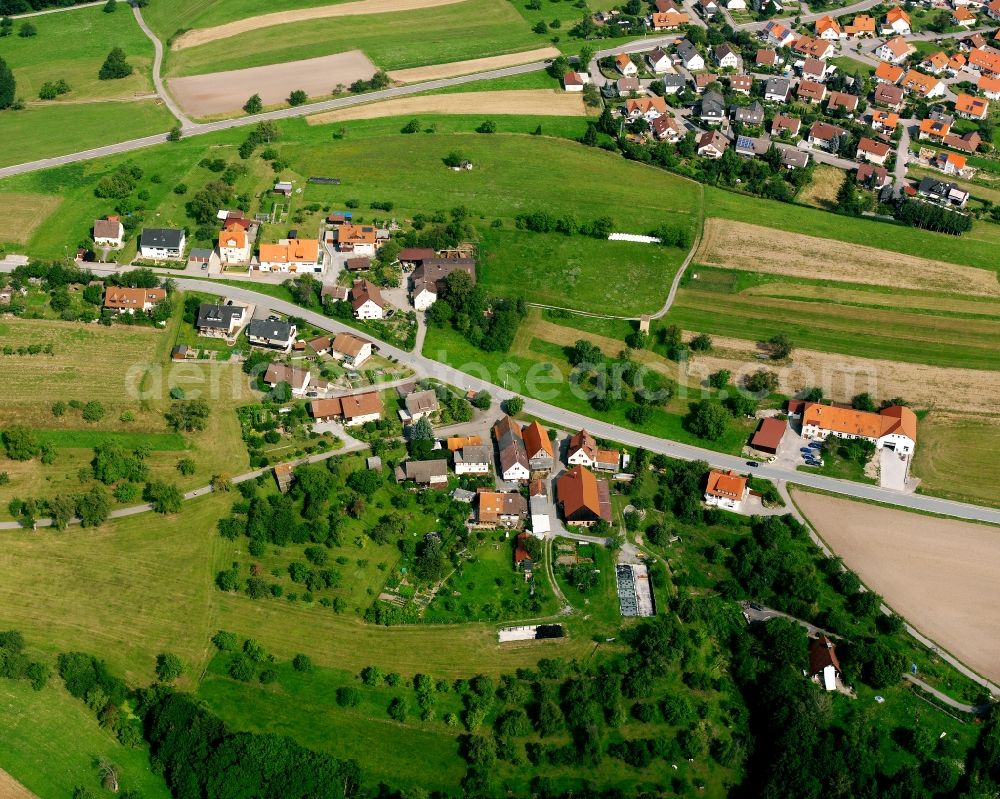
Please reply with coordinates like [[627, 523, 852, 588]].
[[919, 117, 951, 141], [856, 137, 891, 165], [870, 109, 900, 131], [218, 223, 251, 265], [948, 53, 967, 73], [936, 151, 967, 175], [827, 91, 859, 114], [874, 61, 904, 84], [625, 96, 668, 122], [844, 14, 876, 36], [615, 52, 638, 77], [522, 421, 554, 472], [257, 238, 324, 273], [797, 79, 827, 104], [815, 15, 842, 39], [969, 48, 1000, 74], [989, 0, 1000, 20], [650, 10, 690, 29], [333, 223, 379, 256], [901, 69, 945, 98], [557, 465, 612, 526], [792, 36, 835, 60], [881, 6, 911, 34], [801, 403, 917, 454], [103, 287, 166, 315], [952, 7, 976, 26], [477, 489, 527, 526], [704, 470, 749, 512], [920, 51, 950, 75], [979, 73, 1000, 98], [955, 92, 990, 118], [876, 35, 911, 63]]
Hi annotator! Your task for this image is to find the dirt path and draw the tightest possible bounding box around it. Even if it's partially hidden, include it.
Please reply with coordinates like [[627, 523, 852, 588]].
[[0, 769, 37, 799], [794, 490, 1000, 685], [697, 218, 1000, 297], [685, 332, 1000, 414], [387, 47, 561, 82], [171, 0, 468, 50], [307, 89, 586, 124], [169, 51, 377, 116]]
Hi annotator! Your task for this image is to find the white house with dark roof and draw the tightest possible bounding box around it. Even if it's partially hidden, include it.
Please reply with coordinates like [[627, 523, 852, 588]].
[[247, 318, 297, 352], [139, 228, 186, 260]]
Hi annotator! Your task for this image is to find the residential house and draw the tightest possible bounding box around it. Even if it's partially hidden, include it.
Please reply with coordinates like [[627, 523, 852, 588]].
[[901, 69, 945, 98], [447, 435, 482, 451], [218, 223, 251, 266], [699, 90, 726, 124], [750, 417, 786, 454], [979, 74, 1000, 98], [494, 415, 530, 482], [876, 36, 911, 64], [263, 363, 311, 397], [647, 47, 672, 73], [396, 460, 449, 488], [827, 91, 859, 114], [733, 101, 765, 125], [676, 40, 705, 70], [856, 137, 891, 165], [801, 402, 917, 453], [965, 31, 989, 50], [921, 51, 950, 75], [557, 465, 612, 527], [736, 134, 770, 157], [397, 247, 436, 268], [844, 14, 877, 36], [937, 151, 968, 175], [756, 48, 781, 68], [771, 113, 801, 137], [196, 302, 246, 338], [307, 335, 332, 355], [321, 284, 349, 302], [881, 7, 911, 34], [247, 318, 297, 352], [344, 257, 370, 273], [93, 216, 124, 248], [815, 15, 843, 39], [808, 120, 848, 150], [870, 109, 900, 131], [403, 389, 439, 422], [943, 130, 982, 152], [454, 445, 492, 475], [649, 9, 690, 29], [351, 279, 385, 320], [330, 332, 372, 368], [626, 96, 668, 122], [801, 57, 827, 82], [792, 36, 835, 60], [308, 392, 383, 426], [948, 53, 967, 74], [918, 117, 951, 141], [410, 258, 476, 310], [776, 143, 810, 168], [273, 181, 293, 197], [522, 421, 554, 472], [809, 636, 843, 691], [563, 71, 587, 91], [694, 73, 721, 93], [797, 79, 827, 104], [872, 82, 905, 110], [704, 470, 749, 511], [567, 429, 599, 467], [990, 0, 1000, 20], [332, 223, 379, 255], [764, 76, 791, 102], [955, 92, 990, 119], [762, 20, 796, 48], [651, 115, 684, 141], [514, 532, 534, 572], [916, 176, 970, 207], [729, 74, 753, 94], [968, 48, 1000, 75], [139, 228, 185, 260], [856, 162, 892, 190], [616, 76, 641, 96], [714, 43, 739, 69], [952, 7, 976, 26], [103, 287, 166, 315], [257, 238, 324, 273], [697, 129, 729, 158], [477, 490, 527, 526], [696, 0, 719, 16], [874, 62, 905, 84], [658, 74, 686, 95], [615, 52, 638, 76]]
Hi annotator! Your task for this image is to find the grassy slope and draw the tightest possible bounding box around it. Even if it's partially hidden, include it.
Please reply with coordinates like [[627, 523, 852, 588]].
[[0, 679, 170, 799], [0, 5, 153, 101], [703, 186, 1000, 274], [144, 0, 348, 41], [166, 0, 541, 77], [911, 412, 1000, 508], [0, 101, 174, 169]]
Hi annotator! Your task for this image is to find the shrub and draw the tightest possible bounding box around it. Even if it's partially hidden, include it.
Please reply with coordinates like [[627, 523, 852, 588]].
[[98, 47, 133, 80], [288, 89, 308, 106], [155, 652, 184, 683], [211, 630, 239, 651], [292, 654, 313, 673], [336, 686, 361, 707]]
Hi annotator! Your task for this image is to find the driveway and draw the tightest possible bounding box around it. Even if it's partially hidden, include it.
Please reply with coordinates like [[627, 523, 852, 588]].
[[879, 447, 910, 491]]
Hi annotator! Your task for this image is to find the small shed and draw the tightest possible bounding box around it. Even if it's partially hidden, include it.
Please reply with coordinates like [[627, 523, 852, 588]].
[[367, 456, 383, 471], [750, 417, 787, 454], [274, 181, 293, 197], [273, 462, 294, 493]]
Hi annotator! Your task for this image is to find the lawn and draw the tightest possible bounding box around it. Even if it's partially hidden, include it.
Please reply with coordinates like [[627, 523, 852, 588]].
[[0, 678, 170, 799], [0, 101, 175, 169], [829, 55, 874, 78], [703, 186, 1000, 274], [166, 0, 542, 77], [0, 192, 61, 246], [0, 4, 154, 102], [0, 311, 251, 516], [551, 538, 621, 629], [911, 411, 1000, 508], [667, 266, 1000, 370]]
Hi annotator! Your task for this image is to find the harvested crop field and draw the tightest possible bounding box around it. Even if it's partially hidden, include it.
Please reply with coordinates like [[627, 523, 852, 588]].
[[0, 193, 61, 245], [307, 89, 586, 123], [683, 333, 1000, 414], [793, 490, 1000, 684], [697, 218, 1000, 296], [387, 47, 561, 82], [171, 0, 466, 49], [0, 769, 37, 799], [168, 51, 376, 116]]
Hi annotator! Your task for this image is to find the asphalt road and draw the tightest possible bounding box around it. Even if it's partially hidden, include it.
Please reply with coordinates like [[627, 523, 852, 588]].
[[172, 279, 1000, 526]]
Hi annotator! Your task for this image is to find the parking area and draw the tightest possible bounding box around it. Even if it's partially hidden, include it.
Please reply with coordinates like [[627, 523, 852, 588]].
[[879, 447, 910, 491]]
